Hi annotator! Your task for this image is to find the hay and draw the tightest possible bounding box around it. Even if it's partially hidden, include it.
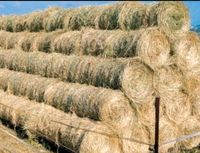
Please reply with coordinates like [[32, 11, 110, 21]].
[[0, 50, 154, 107], [121, 122, 151, 153], [0, 69, 134, 130], [153, 65, 191, 123], [183, 76, 200, 116], [148, 1, 190, 34], [24, 11, 44, 32], [52, 31, 82, 55], [0, 31, 9, 48], [43, 7, 65, 32], [64, 6, 96, 31], [17, 32, 39, 52], [136, 27, 171, 70], [31, 30, 63, 53], [95, 3, 123, 30], [173, 31, 200, 76], [118, 2, 148, 30], [0, 90, 122, 153], [12, 15, 27, 32], [80, 29, 112, 56], [177, 116, 200, 149]]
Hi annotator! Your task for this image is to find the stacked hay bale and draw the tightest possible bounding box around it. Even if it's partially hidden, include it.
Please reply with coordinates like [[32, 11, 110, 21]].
[[0, 1, 199, 153]]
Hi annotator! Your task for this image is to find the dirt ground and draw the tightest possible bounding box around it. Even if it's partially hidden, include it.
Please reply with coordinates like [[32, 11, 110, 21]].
[[0, 123, 51, 153]]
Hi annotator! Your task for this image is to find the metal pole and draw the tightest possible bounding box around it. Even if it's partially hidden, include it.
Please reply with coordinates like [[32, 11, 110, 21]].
[[154, 97, 160, 153]]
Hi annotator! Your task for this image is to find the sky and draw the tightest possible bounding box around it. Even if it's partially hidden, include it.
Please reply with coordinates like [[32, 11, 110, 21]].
[[0, 1, 199, 26]]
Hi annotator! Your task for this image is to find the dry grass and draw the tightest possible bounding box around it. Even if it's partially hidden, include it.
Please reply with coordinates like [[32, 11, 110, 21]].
[[0, 68, 134, 131]]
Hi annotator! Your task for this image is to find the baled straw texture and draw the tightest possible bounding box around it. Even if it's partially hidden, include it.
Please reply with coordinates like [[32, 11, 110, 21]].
[[17, 32, 39, 52], [64, 6, 97, 31], [51, 31, 82, 55], [136, 27, 171, 70], [0, 27, 170, 70], [119, 1, 190, 33], [31, 30, 63, 52], [95, 3, 123, 30], [183, 76, 200, 117], [0, 90, 122, 153], [153, 65, 191, 123], [148, 1, 190, 34], [121, 122, 151, 153], [118, 2, 148, 30], [0, 68, 135, 130], [0, 50, 154, 107], [177, 116, 200, 149], [12, 15, 27, 32], [43, 7, 65, 32], [172, 31, 200, 76]]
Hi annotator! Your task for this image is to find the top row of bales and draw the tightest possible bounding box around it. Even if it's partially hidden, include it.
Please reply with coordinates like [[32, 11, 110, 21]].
[[0, 1, 190, 34]]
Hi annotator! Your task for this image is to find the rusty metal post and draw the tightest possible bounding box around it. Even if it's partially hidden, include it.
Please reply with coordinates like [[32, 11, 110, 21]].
[[154, 97, 160, 153]]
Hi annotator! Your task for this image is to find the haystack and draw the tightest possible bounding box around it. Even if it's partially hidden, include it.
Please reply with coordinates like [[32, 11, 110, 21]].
[[0, 69, 134, 130], [95, 3, 123, 30], [31, 30, 63, 52], [173, 31, 200, 76], [148, 2, 190, 34], [52, 31, 82, 55], [43, 7, 65, 32], [0, 50, 154, 107], [177, 116, 200, 149], [0, 90, 123, 153], [153, 65, 191, 123], [118, 2, 148, 30]]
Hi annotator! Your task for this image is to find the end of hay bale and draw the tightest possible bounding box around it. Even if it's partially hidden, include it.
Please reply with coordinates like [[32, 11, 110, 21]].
[[136, 27, 171, 70], [173, 31, 200, 75], [122, 58, 154, 106], [148, 1, 190, 33]]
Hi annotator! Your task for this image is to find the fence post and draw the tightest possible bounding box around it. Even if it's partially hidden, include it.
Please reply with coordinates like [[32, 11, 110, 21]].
[[154, 97, 160, 153]]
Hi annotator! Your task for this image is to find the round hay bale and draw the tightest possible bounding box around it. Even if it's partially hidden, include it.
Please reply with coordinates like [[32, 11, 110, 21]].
[[0, 69, 135, 131], [118, 2, 148, 30], [121, 122, 150, 153], [183, 76, 200, 117], [148, 1, 190, 34], [5, 33, 21, 49], [52, 31, 82, 55], [80, 29, 112, 56], [0, 50, 154, 107], [31, 30, 63, 52], [158, 117, 180, 153], [153, 65, 191, 123], [136, 27, 171, 70], [17, 32, 39, 52], [173, 31, 200, 76], [1, 15, 14, 32], [0, 31, 9, 48], [0, 90, 123, 153], [79, 124, 122, 153], [43, 7, 65, 32], [95, 3, 123, 30], [177, 116, 200, 149], [12, 15, 27, 32], [24, 11, 44, 32], [67, 6, 94, 31], [44, 82, 135, 130], [122, 58, 154, 105], [104, 29, 144, 58]]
